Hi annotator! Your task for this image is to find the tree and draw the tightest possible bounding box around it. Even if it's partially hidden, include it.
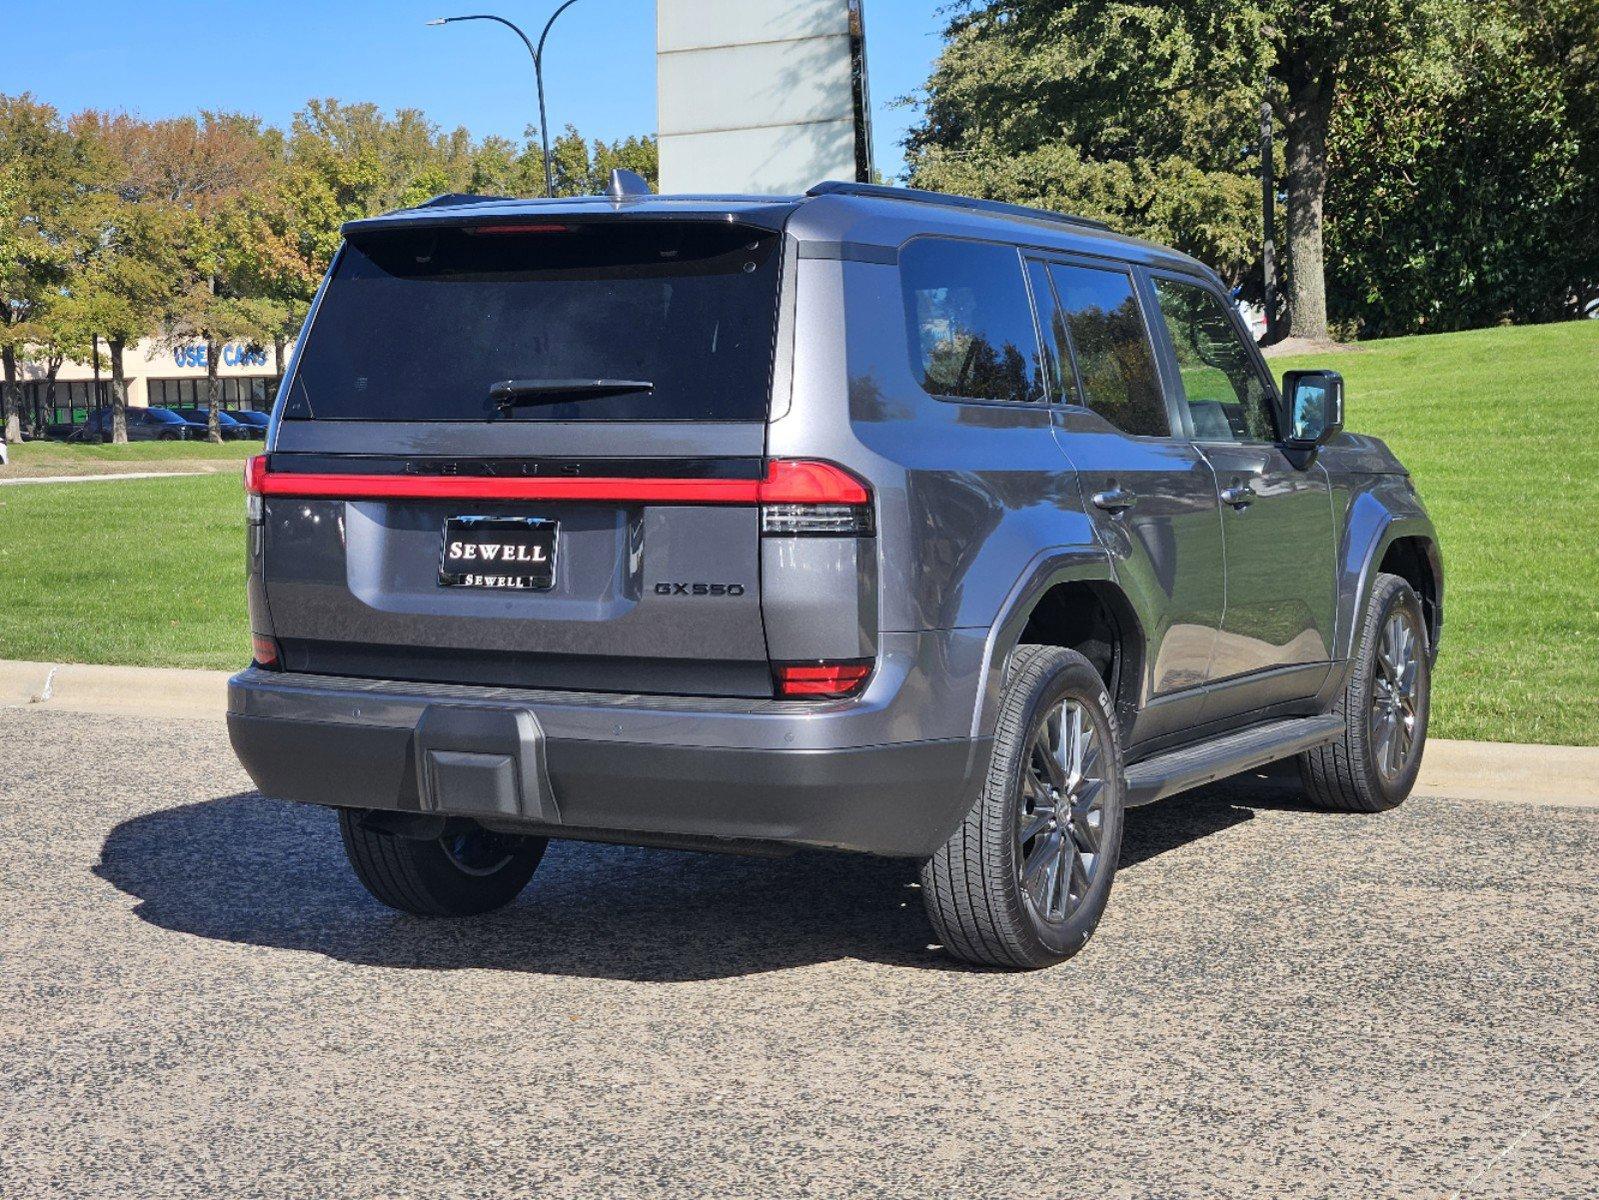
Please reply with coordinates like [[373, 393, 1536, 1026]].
[[113, 113, 271, 442], [1264, 2, 1435, 340], [27, 292, 96, 429], [549, 126, 659, 196], [905, 2, 1456, 340], [67, 111, 185, 441], [79, 194, 184, 443], [0, 94, 97, 441], [166, 222, 276, 443], [1324, 0, 1599, 333], [214, 161, 327, 391], [907, 4, 1270, 288]]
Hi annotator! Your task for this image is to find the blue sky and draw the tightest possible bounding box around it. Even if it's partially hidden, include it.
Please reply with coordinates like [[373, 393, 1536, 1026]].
[[7, 0, 946, 181]]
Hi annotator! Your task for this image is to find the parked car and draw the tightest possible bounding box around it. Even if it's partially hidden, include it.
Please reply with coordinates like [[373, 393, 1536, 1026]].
[[171, 407, 259, 440], [229, 181, 1441, 970], [232, 409, 272, 435], [72, 407, 208, 441]]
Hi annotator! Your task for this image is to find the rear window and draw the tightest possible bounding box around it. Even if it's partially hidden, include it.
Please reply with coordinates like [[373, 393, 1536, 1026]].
[[283, 221, 781, 422]]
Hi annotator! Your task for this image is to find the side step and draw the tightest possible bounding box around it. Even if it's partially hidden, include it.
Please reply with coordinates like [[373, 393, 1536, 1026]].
[[1123, 715, 1344, 807]]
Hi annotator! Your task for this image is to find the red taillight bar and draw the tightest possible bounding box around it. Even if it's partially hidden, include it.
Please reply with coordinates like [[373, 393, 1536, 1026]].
[[243, 455, 869, 506]]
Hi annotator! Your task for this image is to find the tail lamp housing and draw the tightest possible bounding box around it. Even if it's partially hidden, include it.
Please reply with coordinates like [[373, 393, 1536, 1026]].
[[758, 460, 873, 536], [245, 454, 267, 522], [773, 660, 873, 699]]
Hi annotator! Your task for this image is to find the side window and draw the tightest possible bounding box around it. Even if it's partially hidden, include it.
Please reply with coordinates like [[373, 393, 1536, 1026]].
[[1047, 264, 1169, 437], [900, 238, 1046, 404], [1152, 277, 1276, 441]]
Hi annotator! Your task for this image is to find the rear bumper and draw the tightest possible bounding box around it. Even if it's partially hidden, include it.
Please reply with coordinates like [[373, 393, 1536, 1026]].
[[227, 667, 989, 858]]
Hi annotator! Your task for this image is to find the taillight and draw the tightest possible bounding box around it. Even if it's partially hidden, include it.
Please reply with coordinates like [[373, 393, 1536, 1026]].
[[774, 660, 872, 698], [251, 633, 281, 670], [244, 454, 266, 522], [758, 460, 873, 536]]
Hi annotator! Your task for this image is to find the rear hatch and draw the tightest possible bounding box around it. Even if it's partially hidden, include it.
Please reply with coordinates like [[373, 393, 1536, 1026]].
[[258, 214, 785, 697]]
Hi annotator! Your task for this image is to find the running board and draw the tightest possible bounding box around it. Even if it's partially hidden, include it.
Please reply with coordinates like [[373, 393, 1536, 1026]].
[[1123, 715, 1344, 807]]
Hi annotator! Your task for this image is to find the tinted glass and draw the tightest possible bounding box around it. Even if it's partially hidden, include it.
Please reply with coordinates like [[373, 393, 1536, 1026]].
[[1152, 277, 1276, 441], [1047, 264, 1168, 437], [901, 238, 1046, 404], [283, 222, 780, 423]]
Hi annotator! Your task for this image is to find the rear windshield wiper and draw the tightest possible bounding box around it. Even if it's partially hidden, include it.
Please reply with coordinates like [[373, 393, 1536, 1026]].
[[489, 378, 654, 416]]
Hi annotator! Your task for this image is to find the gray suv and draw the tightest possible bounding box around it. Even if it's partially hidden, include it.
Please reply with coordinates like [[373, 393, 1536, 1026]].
[[229, 180, 1441, 970]]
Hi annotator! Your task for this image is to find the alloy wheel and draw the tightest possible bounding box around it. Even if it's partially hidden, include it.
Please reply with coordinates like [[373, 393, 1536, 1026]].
[[1017, 699, 1107, 923], [1370, 608, 1423, 781]]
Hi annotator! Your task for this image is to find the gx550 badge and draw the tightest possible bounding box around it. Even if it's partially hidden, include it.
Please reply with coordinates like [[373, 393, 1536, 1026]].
[[653, 582, 747, 597]]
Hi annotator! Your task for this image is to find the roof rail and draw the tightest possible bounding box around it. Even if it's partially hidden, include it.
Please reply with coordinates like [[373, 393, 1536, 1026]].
[[413, 193, 518, 210], [804, 180, 1112, 233]]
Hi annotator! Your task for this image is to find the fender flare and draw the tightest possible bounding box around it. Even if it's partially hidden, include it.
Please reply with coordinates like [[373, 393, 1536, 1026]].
[[1338, 505, 1442, 662], [967, 545, 1124, 741]]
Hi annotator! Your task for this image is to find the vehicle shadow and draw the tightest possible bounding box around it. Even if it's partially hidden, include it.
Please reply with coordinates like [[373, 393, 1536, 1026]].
[[95, 766, 1308, 982]]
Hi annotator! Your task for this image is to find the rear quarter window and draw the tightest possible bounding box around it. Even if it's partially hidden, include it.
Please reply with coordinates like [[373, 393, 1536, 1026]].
[[900, 238, 1046, 404]]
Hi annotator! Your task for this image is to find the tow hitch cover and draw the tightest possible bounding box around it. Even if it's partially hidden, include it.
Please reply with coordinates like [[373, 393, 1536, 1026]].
[[412, 705, 559, 824]]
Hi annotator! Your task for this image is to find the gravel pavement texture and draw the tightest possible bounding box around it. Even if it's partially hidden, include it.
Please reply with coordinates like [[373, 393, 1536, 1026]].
[[1, 708, 1594, 1199]]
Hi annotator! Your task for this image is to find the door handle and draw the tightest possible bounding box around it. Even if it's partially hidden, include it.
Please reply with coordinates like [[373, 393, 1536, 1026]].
[[1220, 484, 1257, 509], [1091, 487, 1139, 513]]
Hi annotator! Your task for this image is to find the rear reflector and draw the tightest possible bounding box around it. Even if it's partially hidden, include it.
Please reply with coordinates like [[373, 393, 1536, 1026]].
[[774, 661, 873, 698], [251, 633, 281, 669], [244, 456, 872, 509]]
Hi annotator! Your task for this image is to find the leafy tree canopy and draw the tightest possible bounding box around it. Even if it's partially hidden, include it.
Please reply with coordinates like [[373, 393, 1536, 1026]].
[[907, 0, 1597, 336]]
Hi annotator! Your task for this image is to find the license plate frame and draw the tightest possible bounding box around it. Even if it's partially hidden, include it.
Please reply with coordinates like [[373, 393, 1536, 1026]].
[[438, 515, 559, 591]]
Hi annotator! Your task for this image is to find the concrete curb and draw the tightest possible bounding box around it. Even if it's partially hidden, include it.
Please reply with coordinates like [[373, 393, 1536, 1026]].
[[4, 658, 1596, 808], [1, 659, 230, 721]]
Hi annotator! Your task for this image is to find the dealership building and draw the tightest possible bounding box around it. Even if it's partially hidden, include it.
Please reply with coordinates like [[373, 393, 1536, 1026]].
[[14, 337, 291, 433]]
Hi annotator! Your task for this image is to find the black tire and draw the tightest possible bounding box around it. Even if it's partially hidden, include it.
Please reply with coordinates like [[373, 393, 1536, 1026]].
[[920, 644, 1125, 970], [1299, 572, 1431, 812], [338, 812, 547, 916]]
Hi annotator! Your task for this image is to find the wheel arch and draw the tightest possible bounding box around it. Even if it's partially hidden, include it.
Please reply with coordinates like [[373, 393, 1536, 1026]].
[[1337, 491, 1442, 665], [971, 548, 1145, 740], [1378, 534, 1442, 657]]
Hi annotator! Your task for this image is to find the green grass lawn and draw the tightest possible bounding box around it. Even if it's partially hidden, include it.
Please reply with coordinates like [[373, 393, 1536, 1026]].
[[0, 473, 248, 671], [7, 439, 258, 468], [0, 320, 1594, 743], [1277, 320, 1599, 746]]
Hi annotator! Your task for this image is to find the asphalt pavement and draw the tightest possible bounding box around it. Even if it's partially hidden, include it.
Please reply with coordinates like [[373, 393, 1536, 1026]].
[[1, 707, 1594, 1199]]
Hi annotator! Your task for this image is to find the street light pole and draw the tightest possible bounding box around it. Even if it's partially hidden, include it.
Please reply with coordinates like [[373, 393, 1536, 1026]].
[[427, 3, 585, 198]]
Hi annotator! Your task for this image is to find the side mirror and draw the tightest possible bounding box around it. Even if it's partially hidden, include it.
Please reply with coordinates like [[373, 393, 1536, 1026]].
[[1282, 369, 1344, 448]]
